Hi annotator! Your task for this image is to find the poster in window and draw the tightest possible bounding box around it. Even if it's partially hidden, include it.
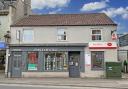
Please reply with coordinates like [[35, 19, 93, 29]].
[[85, 54, 91, 66], [28, 52, 38, 70]]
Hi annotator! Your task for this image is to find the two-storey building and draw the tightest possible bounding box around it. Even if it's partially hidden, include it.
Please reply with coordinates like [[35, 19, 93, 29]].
[[8, 13, 117, 78]]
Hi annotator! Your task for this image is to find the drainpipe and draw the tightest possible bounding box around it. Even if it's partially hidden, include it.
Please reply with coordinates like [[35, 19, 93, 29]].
[[5, 46, 9, 77], [4, 31, 11, 78]]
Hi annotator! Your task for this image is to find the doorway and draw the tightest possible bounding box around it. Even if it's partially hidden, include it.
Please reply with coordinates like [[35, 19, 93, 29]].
[[68, 52, 80, 78], [11, 52, 22, 78]]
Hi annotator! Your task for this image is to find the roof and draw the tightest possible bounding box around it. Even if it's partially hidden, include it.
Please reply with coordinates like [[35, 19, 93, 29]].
[[11, 13, 117, 27]]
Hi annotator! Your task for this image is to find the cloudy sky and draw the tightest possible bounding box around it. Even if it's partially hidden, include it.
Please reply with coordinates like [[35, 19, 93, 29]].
[[31, 0, 128, 34]]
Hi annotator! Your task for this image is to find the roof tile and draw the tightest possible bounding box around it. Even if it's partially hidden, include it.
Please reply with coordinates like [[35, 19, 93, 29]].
[[12, 13, 117, 26]]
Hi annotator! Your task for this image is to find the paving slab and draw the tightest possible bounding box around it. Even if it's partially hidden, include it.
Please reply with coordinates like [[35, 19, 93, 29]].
[[0, 78, 127, 89]]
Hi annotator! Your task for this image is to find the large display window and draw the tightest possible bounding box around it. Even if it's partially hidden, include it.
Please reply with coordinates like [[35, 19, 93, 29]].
[[44, 52, 68, 71], [91, 51, 104, 70]]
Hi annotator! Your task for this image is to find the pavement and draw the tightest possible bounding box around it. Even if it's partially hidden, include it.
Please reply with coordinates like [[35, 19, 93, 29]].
[[0, 77, 128, 89], [0, 73, 128, 89]]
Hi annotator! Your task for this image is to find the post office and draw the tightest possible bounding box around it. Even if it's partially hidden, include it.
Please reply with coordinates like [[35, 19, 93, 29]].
[[7, 13, 118, 78]]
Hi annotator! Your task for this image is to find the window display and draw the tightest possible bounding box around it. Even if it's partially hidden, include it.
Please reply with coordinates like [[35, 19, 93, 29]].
[[44, 52, 68, 71], [91, 51, 104, 70]]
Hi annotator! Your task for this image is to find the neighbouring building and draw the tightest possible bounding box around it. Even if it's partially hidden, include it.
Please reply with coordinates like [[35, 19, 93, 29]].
[[8, 13, 118, 78], [118, 34, 128, 62], [0, 0, 31, 76]]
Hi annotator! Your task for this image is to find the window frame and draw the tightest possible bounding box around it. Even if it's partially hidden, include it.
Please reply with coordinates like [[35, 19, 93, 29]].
[[57, 29, 67, 41], [16, 30, 20, 40], [22, 29, 34, 43], [91, 51, 104, 70], [91, 29, 102, 41], [43, 51, 68, 72]]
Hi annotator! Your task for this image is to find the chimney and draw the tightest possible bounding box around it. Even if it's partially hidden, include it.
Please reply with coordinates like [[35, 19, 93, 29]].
[[24, 0, 31, 16]]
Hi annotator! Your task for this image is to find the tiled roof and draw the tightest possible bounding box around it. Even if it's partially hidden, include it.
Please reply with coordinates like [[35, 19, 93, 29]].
[[12, 13, 117, 27]]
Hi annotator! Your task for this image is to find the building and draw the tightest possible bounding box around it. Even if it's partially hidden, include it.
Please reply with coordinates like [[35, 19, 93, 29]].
[[0, 0, 31, 42], [0, 0, 31, 76], [118, 34, 128, 62], [8, 13, 117, 78]]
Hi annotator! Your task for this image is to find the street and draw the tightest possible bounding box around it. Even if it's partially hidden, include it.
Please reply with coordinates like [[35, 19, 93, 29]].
[[0, 84, 120, 89]]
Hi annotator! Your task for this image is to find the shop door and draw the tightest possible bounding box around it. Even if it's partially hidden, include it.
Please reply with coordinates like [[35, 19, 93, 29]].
[[11, 52, 22, 78], [69, 52, 80, 78]]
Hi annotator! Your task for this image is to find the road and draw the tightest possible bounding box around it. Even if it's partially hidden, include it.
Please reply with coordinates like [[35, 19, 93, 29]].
[[0, 84, 118, 89]]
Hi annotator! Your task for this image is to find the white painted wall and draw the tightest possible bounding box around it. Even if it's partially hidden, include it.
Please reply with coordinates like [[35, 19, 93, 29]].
[[10, 26, 117, 44]]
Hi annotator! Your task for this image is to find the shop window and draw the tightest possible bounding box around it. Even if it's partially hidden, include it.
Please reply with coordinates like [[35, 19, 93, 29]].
[[23, 30, 34, 42], [91, 51, 104, 70], [92, 30, 101, 40], [27, 52, 38, 71], [57, 29, 67, 41], [44, 52, 68, 71]]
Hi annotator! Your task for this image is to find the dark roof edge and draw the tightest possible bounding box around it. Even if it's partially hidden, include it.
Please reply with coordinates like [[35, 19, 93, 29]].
[[11, 24, 117, 27]]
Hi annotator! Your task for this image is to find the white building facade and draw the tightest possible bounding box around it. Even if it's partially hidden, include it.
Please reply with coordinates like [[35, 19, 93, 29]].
[[8, 14, 118, 78]]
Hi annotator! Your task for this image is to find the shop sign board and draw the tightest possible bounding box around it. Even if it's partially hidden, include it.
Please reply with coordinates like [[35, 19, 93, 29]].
[[89, 42, 117, 49], [0, 42, 6, 49], [112, 32, 117, 40]]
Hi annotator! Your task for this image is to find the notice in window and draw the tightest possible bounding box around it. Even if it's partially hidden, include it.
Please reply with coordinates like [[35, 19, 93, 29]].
[[85, 54, 91, 66], [28, 52, 38, 70]]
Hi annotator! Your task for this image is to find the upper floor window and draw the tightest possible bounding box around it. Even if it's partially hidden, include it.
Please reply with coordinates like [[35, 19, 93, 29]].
[[57, 29, 66, 41], [92, 30, 102, 40], [23, 30, 34, 42]]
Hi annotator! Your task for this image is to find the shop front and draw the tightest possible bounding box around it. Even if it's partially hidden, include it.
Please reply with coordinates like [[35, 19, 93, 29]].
[[83, 42, 118, 78], [8, 44, 86, 78]]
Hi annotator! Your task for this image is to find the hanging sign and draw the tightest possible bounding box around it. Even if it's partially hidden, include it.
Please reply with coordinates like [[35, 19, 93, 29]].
[[89, 42, 117, 49], [112, 32, 117, 40]]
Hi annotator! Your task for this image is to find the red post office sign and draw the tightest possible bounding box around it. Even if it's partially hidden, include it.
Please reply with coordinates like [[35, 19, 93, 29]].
[[89, 42, 117, 49]]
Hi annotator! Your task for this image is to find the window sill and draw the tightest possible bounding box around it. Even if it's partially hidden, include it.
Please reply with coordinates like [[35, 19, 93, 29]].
[[56, 40, 68, 42], [44, 70, 68, 72], [91, 68, 104, 71], [91, 40, 102, 41]]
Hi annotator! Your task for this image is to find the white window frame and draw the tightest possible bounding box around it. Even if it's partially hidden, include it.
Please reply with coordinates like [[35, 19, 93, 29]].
[[22, 29, 34, 43], [57, 29, 67, 41], [16, 30, 20, 40], [91, 29, 102, 41]]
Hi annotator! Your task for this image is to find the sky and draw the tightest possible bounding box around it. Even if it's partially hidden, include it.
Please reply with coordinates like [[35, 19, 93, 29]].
[[31, 0, 128, 34]]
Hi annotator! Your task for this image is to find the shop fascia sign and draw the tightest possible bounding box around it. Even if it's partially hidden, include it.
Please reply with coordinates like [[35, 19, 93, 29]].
[[0, 41, 6, 49], [89, 42, 117, 49]]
